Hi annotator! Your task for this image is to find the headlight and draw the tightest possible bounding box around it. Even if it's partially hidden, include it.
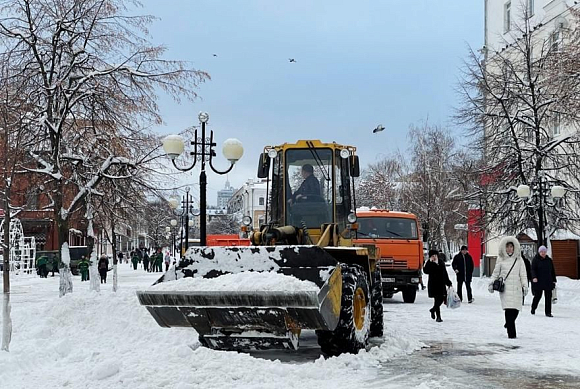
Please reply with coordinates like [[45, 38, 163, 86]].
[[347, 213, 357, 223], [242, 216, 252, 226], [267, 149, 278, 159], [340, 149, 350, 159], [411, 278, 420, 283]]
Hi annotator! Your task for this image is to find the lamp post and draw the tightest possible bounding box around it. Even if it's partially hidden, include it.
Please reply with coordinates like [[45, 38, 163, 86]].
[[516, 175, 566, 247], [169, 219, 178, 257], [169, 187, 194, 256], [162, 112, 243, 246]]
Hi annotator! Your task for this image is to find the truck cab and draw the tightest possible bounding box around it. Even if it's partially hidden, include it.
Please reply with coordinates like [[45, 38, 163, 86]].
[[354, 208, 423, 303]]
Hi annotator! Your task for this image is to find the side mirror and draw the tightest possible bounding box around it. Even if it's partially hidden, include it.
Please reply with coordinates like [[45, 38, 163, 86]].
[[350, 155, 360, 177], [257, 152, 271, 178]]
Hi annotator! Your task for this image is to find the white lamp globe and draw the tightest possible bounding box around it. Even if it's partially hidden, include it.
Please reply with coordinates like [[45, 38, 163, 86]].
[[223, 138, 244, 162], [162, 135, 185, 160], [188, 219, 194, 227], [170, 219, 178, 227], [517, 184, 531, 199], [551, 185, 566, 199], [165, 226, 171, 233], [168, 198, 180, 209]]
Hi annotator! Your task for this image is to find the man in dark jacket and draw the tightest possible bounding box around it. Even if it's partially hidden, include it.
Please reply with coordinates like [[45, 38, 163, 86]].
[[288, 164, 321, 205], [521, 252, 532, 304], [98, 255, 109, 284], [531, 245, 557, 317], [423, 249, 453, 322], [452, 246, 474, 303]]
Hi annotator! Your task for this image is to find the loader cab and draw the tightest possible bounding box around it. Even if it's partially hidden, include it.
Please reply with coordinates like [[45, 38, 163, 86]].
[[258, 140, 359, 241]]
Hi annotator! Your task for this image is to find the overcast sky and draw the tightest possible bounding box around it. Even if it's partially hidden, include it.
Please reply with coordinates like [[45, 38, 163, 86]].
[[139, 0, 483, 205]]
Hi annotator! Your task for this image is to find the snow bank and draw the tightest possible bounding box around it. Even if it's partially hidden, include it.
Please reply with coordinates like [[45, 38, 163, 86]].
[[148, 271, 319, 292], [0, 268, 422, 389]]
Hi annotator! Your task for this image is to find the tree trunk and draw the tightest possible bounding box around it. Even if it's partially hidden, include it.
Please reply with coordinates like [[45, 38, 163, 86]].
[[56, 181, 73, 297], [111, 219, 118, 293], [87, 233, 100, 293], [2, 185, 12, 352]]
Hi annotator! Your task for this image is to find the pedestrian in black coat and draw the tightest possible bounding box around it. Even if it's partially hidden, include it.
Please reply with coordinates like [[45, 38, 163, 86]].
[[521, 252, 532, 304], [531, 245, 557, 317], [452, 245, 474, 303], [98, 256, 109, 284], [423, 249, 452, 322]]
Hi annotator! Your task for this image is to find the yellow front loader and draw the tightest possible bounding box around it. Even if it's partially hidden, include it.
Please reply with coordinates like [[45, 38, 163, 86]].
[[137, 140, 383, 355]]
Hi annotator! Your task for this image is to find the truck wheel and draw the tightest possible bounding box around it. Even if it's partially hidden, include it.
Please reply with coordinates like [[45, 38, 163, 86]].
[[370, 267, 384, 337], [402, 286, 417, 303], [317, 264, 370, 356]]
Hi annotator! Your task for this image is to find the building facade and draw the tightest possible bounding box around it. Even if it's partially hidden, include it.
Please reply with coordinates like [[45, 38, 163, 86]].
[[483, 0, 580, 278], [217, 180, 235, 210], [228, 179, 268, 229]]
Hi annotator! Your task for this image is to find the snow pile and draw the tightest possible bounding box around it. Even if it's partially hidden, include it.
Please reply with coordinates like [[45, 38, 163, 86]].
[[149, 271, 319, 292], [0, 268, 422, 389]]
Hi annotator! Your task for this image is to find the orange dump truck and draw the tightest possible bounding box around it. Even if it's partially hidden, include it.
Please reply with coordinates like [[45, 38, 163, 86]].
[[355, 209, 423, 303]]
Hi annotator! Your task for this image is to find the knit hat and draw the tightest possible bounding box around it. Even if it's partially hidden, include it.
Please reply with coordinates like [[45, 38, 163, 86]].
[[460, 245, 468, 251], [538, 245, 548, 253], [428, 249, 439, 257]]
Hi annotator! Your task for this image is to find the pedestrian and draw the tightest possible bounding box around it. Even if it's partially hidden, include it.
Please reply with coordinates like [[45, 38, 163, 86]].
[[117, 251, 124, 265], [98, 255, 109, 283], [143, 252, 149, 272], [488, 237, 528, 339], [131, 252, 139, 270], [164, 251, 171, 271], [78, 255, 90, 281], [438, 250, 447, 264], [155, 248, 163, 272], [50, 256, 59, 277], [423, 249, 452, 322], [452, 245, 474, 303], [37, 255, 48, 278], [531, 245, 557, 317], [521, 251, 532, 305]]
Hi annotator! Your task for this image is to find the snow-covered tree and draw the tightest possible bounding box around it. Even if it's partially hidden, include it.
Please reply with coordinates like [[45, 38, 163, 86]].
[[0, 62, 40, 351], [356, 157, 402, 210], [207, 215, 239, 235], [0, 0, 209, 296], [399, 124, 465, 258], [456, 5, 580, 245]]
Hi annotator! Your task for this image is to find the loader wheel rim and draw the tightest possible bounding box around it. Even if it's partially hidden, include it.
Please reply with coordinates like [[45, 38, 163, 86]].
[[353, 287, 366, 331]]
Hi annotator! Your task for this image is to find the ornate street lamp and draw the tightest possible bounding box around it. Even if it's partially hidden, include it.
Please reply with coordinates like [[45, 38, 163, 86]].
[[168, 187, 195, 255], [162, 112, 243, 246], [516, 178, 566, 246]]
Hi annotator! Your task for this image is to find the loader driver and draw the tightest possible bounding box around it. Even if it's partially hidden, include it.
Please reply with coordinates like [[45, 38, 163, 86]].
[[287, 164, 321, 206]]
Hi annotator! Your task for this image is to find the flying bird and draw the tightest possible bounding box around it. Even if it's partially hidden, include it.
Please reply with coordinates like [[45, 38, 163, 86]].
[[213, 54, 217, 57], [373, 124, 385, 133], [288, 58, 296, 63]]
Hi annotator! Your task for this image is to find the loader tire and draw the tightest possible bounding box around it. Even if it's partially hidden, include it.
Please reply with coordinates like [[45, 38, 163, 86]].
[[316, 264, 370, 356], [370, 267, 384, 338]]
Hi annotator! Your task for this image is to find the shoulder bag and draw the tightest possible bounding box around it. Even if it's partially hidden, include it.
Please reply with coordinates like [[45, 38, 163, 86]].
[[493, 257, 518, 292]]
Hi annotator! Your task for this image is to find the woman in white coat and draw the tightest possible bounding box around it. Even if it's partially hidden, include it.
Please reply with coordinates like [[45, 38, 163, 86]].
[[488, 236, 529, 338]]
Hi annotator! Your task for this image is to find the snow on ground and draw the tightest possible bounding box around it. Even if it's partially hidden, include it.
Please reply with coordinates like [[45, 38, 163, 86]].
[[1, 264, 579, 388], [148, 271, 319, 292]]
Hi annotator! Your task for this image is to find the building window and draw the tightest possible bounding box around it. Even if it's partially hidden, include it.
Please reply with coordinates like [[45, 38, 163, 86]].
[[259, 197, 265, 206], [504, 2, 511, 33], [527, 0, 534, 18]]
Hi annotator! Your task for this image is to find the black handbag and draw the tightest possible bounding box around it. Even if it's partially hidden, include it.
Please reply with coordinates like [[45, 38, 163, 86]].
[[493, 258, 518, 293]]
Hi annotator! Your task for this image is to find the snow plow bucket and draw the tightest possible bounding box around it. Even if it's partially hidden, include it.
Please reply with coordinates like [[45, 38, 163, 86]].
[[136, 245, 371, 350]]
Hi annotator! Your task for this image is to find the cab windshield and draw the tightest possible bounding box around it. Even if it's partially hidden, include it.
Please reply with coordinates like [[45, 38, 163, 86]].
[[358, 217, 418, 240], [285, 148, 333, 227]]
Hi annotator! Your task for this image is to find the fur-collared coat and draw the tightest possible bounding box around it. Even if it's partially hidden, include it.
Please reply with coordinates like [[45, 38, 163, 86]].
[[490, 236, 528, 311]]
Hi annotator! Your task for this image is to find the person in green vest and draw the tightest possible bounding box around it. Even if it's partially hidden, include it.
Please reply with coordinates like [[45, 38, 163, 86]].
[[78, 255, 90, 281], [131, 252, 139, 270], [37, 255, 48, 278]]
